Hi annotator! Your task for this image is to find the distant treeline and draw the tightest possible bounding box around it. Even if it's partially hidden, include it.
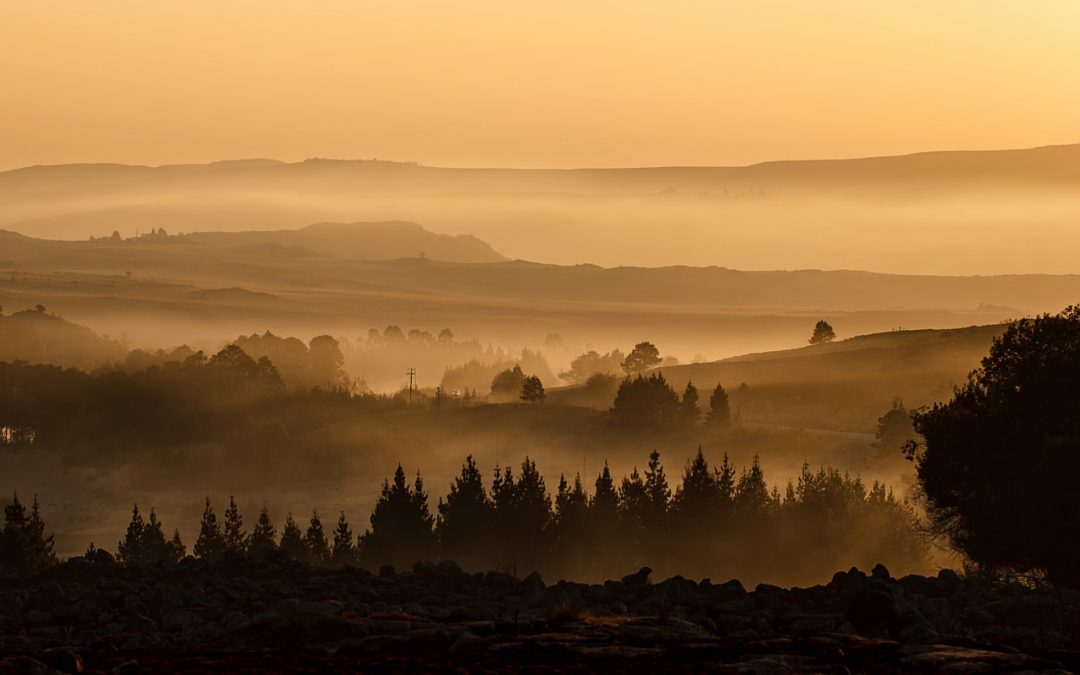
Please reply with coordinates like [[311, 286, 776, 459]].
[[2, 449, 926, 584]]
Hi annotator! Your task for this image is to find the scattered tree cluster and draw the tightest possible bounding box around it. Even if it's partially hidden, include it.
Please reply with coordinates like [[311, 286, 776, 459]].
[[0, 492, 56, 570], [612, 375, 732, 429]]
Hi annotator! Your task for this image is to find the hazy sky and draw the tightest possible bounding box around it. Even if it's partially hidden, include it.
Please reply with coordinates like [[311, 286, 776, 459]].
[[3, 1, 1080, 170]]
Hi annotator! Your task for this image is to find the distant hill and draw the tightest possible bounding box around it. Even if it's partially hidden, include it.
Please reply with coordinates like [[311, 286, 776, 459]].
[[0, 308, 126, 370], [3, 145, 1080, 272], [0, 220, 504, 265], [640, 325, 1004, 432]]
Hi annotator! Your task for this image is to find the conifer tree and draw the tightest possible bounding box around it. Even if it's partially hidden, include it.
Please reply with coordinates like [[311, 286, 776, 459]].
[[279, 512, 306, 560], [170, 529, 187, 560], [143, 507, 169, 559], [716, 452, 736, 503], [707, 383, 732, 427], [194, 497, 226, 562], [117, 503, 146, 566], [223, 496, 247, 554], [679, 380, 700, 423], [491, 457, 551, 576], [360, 465, 436, 569], [25, 496, 56, 568], [331, 511, 355, 564], [734, 455, 771, 515], [249, 506, 278, 554], [305, 509, 331, 564], [435, 455, 494, 569], [642, 450, 671, 529]]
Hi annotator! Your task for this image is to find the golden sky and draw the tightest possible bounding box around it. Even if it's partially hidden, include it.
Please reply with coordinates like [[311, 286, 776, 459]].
[[3, 0, 1080, 170]]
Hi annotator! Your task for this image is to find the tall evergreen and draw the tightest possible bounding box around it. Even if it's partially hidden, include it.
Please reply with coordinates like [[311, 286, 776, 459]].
[[491, 457, 552, 576], [305, 509, 331, 564], [707, 383, 732, 427], [734, 455, 771, 515], [642, 450, 671, 529], [194, 497, 226, 562], [278, 512, 306, 560], [249, 506, 278, 554], [360, 465, 436, 569], [223, 496, 247, 554], [331, 511, 355, 564], [435, 455, 494, 570], [117, 503, 146, 565], [679, 380, 700, 423]]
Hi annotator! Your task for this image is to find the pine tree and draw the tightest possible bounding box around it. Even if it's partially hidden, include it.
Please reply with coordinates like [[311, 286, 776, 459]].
[[249, 506, 277, 554], [716, 452, 736, 503], [194, 497, 225, 562], [643, 450, 671, 529], [520, 375, 546, 403], [360, 465, 436, 569], [223, 496, 247, 555], [734, 455, 771, 515], [435, 455, 494, 569], [143, 507, 169, 560], [25, 495, 56, 568], [491, 457, 551, 576], [707, 383, 731, 427], [331, 511, 354, 564], [117, 503, 146, 566], [679, 380, 700, 423], [279, 512, 306, 560], [305, 509, 331, 564], [170, 529, 187, 560]]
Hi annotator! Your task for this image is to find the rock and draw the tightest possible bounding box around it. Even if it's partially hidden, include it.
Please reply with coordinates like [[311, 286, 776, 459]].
[[43, 648, 84, 674], [871, 563, 892, 581], [621, 567, 652, 586], [379, 564, 395, 577], [522, 570, 545, 594], [111, 660, 139, 675]]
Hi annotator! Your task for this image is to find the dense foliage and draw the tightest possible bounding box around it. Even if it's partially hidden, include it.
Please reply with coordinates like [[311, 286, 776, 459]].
[[913, 306, 1080, 585]]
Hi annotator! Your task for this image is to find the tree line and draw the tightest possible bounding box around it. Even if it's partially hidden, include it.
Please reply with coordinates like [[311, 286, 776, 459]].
[[2, 448, 925, 584]]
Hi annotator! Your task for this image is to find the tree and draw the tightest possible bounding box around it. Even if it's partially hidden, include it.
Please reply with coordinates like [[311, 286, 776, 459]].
[[706, 383, 732, 427], [223, 496, 247, 555], [436, 455, 494, 570], [491, 457, 552, 576], [1, 493, 56, 570], [874, 399, 916, 457], [360, 465, 436, 569], [809, 320, 836, 345], [305, 509, 331, 564], [912, 306, 1080, 584], [611, 373, 680, 428], [490, 365, 526, 401], [249, 506, 277, 555], [679, 380, 700, 423], [520, 375, 545, 403], [279, 513, 306, 560], [331, 512, 355, 564], [194, 497, 225, 562], [117, 504, 179, 566], [308, 335, 347, 390], [559, 349, 624, 383], [621, 342, 661, 375]]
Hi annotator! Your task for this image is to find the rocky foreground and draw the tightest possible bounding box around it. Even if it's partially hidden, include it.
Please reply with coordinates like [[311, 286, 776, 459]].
[[3, 554, 1080, 673]]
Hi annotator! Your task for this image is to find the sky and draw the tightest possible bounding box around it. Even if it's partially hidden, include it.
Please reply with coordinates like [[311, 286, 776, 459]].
[[3, 0, 1080, 170]]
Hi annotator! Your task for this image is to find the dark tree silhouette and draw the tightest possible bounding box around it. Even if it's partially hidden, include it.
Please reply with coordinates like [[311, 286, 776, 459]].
[[249, 506, 277, 554], [1, 492, 56, 569], [611, 373, 680, 428], [621, 341, 661, 375], [913, 306, 1080, 584], [520, 375, 545, 403], [279, 513, 306, 560], [118, 504, 181, 566], [491, 457, 551, 576], [436, 455, 494, 570], [809, 320, 837, 345], [331, 512, 355, 564], [305, 509, 331, 564], [360, 465, 436, 569], [194, 498, 225, 562], [874, 399, 915, 457], [223, 496, 247, 554], [490, 365, 526, 401], [679, 380, 700, 423], [308, 335, 347, 390], [706, 383, 732, 427]]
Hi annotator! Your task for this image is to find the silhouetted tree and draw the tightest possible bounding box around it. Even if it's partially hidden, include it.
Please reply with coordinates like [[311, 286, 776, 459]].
[[874, 398, 915, 457], [706, 383, 731, 427], [436, 455, 494, 570], [809, 320, 836, 345], [611, 373, 680, 427], [491, 457, 551, 575], [734, 455, 771, 515], [117, 504, 179, 566], [1, 493, 56, 570], [360, 466, 436, 569], [309, 335, 347, 390], [621, 341, 661, 375], [305, 509, 331, 564], [679, 380, 700, 423], [279, 513, 306, 560], [223, 496, 247, 554], [331, 512, 355, 564], [194, 497, 225, 562], [559, 349, 625, 383], [249, 506, 277, 555], [913, 306, 1080, 584], [490, 365, 526, 401], [520, 375, 545, 403]]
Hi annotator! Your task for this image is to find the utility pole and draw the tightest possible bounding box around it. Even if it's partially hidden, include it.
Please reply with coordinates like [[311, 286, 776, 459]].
[[406, 368, 416, 405], [435, 386, 442, 415]]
